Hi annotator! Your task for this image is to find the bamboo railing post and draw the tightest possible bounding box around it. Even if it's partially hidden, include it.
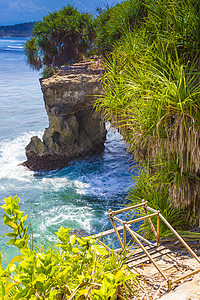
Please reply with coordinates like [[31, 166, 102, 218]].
[[157, 211, 160, 247], [123, 221, 127, 249], [125, 224, 168, 281], [113, 216, 123, 224], [168, 277, 172, 291], [142, 200, 157, 240], [158, 213, 200, 264], [172, 268, 200, 284], [146, 206, 200, 264], [126, 212, 159, 225], [109, 209, 124, 249], [111, 202, 146, 215]]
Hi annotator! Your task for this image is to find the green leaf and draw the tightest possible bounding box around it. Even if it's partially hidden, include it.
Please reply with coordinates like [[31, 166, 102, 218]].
[[115, 270, 124, 282], [36, 281, 45, 292], [105, 273, 115, 281], [35, 273, 46, 283], [70, 234, 76, 245], [49, 290, 58, 298], [2, 215, 16, 228], [55, 227, 71, 243], [7, 263, 16, 273], [3, 195, 18, 206], [14, 210, 24, 220], [91, 245, 108, 256], [15, 287, 29, 298], [3, 232, 18, 238], [91, 289, 104, 297], [107, 288, 116, 297], [1, 204, 14, 215], [6, 238, 17, 246], [20, 249, 32, 256], [10, 255, 23, 264], [0, 281, 5, 297], [72, 247, 79, 254], [102, 279, 109, 294], [4, 281, 16, 295]]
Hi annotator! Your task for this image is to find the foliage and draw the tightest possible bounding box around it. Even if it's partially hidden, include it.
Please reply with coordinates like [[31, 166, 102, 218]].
[[94, 0, 146, 55], [24, 37, 42, 70], [24, 5, 94, 70], [0, 196, 136, 299], [128, 166, 186, 239], [2, 196, 29, 250], [24, 0, 200, 72], [42, 66, 57, 79], [95, 0, 200, 224]]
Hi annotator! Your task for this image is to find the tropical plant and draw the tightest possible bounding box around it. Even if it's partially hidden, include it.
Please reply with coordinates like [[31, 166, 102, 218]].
[[128, 167, 186, 239], [94, 0, 146, 56], [95, 0, 200, 225], [0, 196, 137, 299], [42, 66, 57, 79], [24, 5, 94, 70]]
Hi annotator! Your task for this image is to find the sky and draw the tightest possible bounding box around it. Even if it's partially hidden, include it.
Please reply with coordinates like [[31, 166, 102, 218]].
[[0, 0, 119, 26]]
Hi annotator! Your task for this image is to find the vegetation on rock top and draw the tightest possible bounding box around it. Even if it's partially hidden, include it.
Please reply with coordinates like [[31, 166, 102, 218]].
[[24, 6, 94, 71]]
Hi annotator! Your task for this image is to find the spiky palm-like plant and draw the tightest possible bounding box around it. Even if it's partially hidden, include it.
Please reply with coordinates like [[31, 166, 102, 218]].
[[96, 0, 200, 226]]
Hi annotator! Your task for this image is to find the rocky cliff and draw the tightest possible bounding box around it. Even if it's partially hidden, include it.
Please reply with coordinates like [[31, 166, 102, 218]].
[[23, 61, 106, 171]]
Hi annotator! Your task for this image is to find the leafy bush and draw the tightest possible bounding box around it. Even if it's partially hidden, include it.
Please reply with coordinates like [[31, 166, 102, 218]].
[[0, 196, 136, 299]]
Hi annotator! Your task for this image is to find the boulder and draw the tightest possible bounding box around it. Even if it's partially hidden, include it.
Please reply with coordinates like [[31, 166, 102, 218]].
[[23, 69, 106, 171]]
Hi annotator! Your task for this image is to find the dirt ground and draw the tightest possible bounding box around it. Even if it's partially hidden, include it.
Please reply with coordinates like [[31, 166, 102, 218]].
[[120, 240, 200, 299]]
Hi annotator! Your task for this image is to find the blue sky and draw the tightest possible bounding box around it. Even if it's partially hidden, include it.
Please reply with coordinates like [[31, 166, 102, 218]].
[[0, 0, 119, 26]]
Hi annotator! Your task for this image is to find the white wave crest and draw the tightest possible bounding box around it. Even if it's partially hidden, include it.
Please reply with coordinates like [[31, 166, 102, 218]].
[[7, 46, 23, 49], [0, 131, 43, 182], [42, 177, 90, 194], [39, 204, 93, 232]]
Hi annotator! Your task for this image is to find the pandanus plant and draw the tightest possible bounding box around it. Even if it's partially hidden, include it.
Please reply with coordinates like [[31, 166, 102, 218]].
[[96, 0, 200, 228]]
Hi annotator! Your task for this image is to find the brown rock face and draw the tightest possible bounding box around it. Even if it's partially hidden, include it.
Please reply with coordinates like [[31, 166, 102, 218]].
[[23, 69, 106, 171]]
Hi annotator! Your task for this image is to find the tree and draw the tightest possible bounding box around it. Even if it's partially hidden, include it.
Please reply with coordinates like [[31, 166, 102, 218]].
[[24, 5, 94, 70]]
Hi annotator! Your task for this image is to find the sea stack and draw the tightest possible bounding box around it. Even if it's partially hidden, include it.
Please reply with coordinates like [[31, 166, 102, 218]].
[[23, 60, 106, 171]]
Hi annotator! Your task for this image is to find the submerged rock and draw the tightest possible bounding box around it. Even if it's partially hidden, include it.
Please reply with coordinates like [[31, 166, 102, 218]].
[[23, 64, 106, 171]]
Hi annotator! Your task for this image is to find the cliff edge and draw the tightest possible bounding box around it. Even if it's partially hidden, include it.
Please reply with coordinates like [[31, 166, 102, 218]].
[[23, 60, 106, 171]]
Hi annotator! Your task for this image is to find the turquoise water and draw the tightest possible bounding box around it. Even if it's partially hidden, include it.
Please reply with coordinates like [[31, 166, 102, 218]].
[[0, 37, 136, 260]]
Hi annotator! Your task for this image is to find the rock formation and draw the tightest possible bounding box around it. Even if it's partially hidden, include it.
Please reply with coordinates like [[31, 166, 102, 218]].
[[23, 60, 106, 171]]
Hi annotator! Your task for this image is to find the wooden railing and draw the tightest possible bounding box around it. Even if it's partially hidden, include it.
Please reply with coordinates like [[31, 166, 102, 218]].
[[92, 200, 200, 290]]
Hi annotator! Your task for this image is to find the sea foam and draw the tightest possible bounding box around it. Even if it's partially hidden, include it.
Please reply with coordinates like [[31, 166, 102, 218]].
[[0, 131, 42, 181]]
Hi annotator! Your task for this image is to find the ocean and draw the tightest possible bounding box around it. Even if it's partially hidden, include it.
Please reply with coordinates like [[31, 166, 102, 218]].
[[0, 37, 136, 261]]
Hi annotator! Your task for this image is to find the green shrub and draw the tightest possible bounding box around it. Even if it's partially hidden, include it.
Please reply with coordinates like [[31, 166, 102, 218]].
[[42, 66, 56, 79], [0, 196, 136, 299]]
